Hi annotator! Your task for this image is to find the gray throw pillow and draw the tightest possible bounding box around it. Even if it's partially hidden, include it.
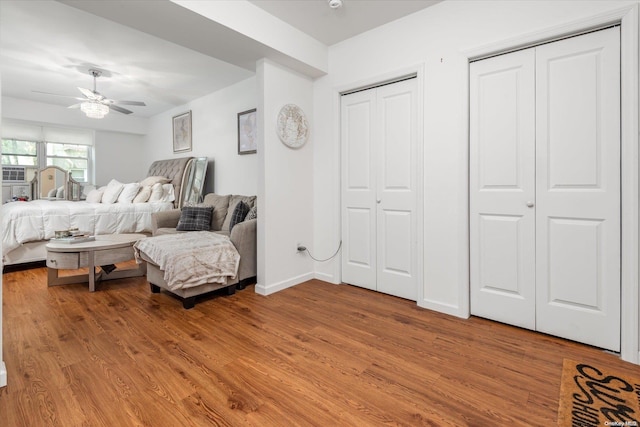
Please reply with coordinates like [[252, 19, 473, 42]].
[[176, 206, 213, 231], [222, 195, 256, 230], [245, 205, 257, 221], [229, 201, 250, 232]]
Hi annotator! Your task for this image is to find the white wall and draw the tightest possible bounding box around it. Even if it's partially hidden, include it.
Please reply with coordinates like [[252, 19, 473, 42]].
[[313, 1, 637, 313], [143, 77, 258, 196], [256, 59, 314, 294], [94, 131, 146, 186], [0, 70, 7, 389]]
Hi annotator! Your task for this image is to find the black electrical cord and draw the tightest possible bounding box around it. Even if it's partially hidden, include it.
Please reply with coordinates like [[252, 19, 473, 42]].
[[298, 241, 342, 262]]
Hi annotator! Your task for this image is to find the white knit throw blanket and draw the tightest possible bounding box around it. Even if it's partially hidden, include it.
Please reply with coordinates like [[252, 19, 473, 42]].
[[134, 231, 240, 291]]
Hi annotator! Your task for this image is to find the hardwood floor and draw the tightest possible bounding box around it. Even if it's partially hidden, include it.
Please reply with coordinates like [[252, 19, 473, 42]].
[[1, 265, 638, 426]]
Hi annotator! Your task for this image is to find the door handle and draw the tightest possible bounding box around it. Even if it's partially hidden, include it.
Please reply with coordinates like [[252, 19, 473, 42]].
[[377, 199, 381, 204], [526, 201, 534, 208]]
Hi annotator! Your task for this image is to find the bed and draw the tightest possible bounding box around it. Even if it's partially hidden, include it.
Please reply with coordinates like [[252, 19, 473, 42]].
[[2, 157, 198, 266]]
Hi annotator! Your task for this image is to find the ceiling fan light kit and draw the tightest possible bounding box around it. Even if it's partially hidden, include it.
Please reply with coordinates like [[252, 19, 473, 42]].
[[33, 68, 146, 119], [80, 101, 109, 119]]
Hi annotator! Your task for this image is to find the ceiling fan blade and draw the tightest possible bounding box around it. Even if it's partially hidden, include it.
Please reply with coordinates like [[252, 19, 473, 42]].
[[77, 87, 99, 100], [35, 70, 144, 116], [32, 90, 84, 101], [111, 100, 146, 106], [109, 104, 133, 115]]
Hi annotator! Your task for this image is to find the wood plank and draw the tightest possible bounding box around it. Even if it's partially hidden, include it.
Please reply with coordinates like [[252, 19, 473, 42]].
[[1, 266, 638, 426]]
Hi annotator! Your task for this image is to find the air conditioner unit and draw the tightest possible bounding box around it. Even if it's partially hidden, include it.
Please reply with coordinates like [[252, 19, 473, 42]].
[[2, 166, 26, 182]]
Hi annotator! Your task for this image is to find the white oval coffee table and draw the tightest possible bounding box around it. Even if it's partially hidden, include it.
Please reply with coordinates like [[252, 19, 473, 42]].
[[46, 233, 147, 292]]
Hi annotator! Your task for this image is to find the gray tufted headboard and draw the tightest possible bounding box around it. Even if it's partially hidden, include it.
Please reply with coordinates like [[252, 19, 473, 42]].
[[147, 157, 193, 208]]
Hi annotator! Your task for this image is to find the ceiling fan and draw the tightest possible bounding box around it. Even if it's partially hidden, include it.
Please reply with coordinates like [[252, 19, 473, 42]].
[[33, 68, 146, 119]]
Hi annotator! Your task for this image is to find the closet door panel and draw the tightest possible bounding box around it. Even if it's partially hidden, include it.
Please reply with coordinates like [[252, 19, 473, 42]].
[[376, 79, 418, 300], [547, 218, 601, 306], [470, 49, 536, 329], [341, 90, 377, 290], [545, 53, 599, 188], [535, 27, 620, 351], [379, 210, 412, 275]]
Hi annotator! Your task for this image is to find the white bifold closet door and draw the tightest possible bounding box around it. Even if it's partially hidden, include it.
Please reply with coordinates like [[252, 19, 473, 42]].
[[470, 49, 537, 330], [341, 78, 418, 301], [470, 27, 620, 351]]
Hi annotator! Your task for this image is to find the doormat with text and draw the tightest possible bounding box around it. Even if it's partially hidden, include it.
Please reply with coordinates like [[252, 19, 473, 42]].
[[558, 358, 640, 426]]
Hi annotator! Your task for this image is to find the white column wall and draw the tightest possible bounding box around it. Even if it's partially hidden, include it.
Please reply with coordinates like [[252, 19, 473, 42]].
[[256, 59, 314, 294], [312, 0, 637, 314]]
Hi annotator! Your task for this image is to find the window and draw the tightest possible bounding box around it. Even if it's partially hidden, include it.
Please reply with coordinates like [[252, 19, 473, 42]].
[[1, 122, 94, 184], [1, 139, 38, 167], [46, 143, 90, 182]]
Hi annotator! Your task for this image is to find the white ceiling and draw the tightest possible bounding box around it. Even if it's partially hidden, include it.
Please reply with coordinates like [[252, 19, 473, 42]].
[[0, 0, 441, 119], [249, 0, 441, 46], [0, 0, 254, 118]]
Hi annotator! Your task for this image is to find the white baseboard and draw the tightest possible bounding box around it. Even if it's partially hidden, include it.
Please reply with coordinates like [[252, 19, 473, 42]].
[[418, 299, 468, 319], [314, 271, 339, 284], [255, 272, 315, 296], [0, 361, 6, 388]]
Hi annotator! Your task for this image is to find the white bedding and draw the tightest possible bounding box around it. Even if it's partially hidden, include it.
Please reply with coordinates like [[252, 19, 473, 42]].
[[1, 200, 174, 257], [134, 231, 240, 291]]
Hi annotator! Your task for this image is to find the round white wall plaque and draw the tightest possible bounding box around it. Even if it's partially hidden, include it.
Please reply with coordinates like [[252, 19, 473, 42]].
[[277, 104, 309, 148]]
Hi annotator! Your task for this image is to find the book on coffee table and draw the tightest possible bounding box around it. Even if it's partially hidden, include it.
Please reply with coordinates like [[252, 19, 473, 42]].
[[50, 235, 95, 244]]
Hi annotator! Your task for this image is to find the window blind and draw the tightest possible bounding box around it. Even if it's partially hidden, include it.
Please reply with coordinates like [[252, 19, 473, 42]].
[[43, 127, 93, 145], [1, 121, 43, 141], [1, 120, 94, 145]]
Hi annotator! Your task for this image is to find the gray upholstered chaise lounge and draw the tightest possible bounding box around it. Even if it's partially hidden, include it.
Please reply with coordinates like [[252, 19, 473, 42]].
[[138, 194, 257, 308]]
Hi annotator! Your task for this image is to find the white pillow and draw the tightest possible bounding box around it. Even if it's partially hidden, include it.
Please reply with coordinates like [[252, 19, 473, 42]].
[[47, 188, 57, 198], [117, 182, 141, 203], [139, 176, 171, 188], [148, 182, 164, 202], [102, 180, 124, 204], [56, 186, 65, 199], [81, 185, 96, 199], [85, 188, 104, 203], [158, 183, 175, 202], [133, 186, 152, 203]]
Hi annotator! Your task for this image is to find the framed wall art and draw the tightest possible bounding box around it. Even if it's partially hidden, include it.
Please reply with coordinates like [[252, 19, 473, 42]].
[[237, 108, 257, 155], [173, 111, 192, 153]]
